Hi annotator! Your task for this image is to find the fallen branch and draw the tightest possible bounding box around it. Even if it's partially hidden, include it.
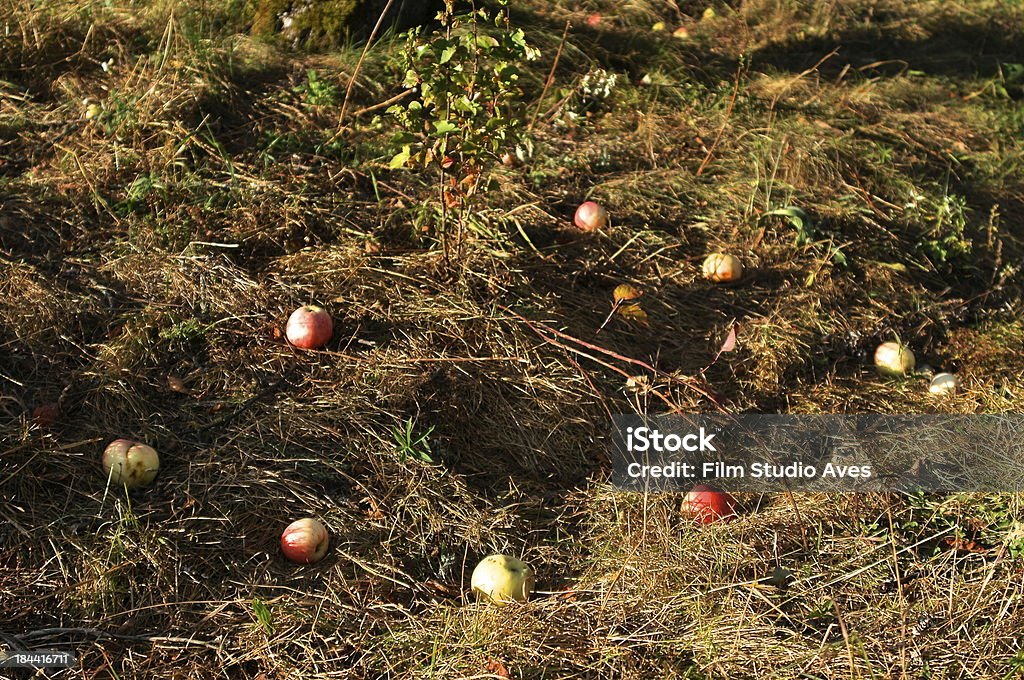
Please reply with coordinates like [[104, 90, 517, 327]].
[[498, 305, 727, 411]]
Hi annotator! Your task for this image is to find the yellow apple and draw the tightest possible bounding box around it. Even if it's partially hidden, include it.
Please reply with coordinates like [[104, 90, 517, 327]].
[[702, 253, 743, 283], [102, 439, 160, 489], [929, 372, 958, 395], [471, 554, 535, 604], [874, 342, 915, 377]]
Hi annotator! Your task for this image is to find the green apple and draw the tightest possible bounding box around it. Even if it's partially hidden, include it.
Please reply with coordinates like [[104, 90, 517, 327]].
[[471, 554, 535, 604]]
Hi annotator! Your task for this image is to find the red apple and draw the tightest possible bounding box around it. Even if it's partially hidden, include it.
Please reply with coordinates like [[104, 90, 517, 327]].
[[31, 403, 60, 427], [285, 305, 333, 350], [574, 201, 608, 232], [585, 12, 603, 28], [682, 484, 736, 524], [280, 517, 329, 564]]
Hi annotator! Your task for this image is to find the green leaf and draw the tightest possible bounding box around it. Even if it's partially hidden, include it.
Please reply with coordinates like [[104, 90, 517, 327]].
[[453, 95, 480, 114], [1004, 62, 1024, 85], [252, 598, 273, 635], [439, 45, 457, 64], [433, 120, 459, 135], [389, 131, 416, 145], [389, 145, 412, 169], [762, 206, 814, 245]]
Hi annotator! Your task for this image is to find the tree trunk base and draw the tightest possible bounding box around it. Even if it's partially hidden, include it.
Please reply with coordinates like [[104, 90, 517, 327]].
[[249, 0, 441, 49]]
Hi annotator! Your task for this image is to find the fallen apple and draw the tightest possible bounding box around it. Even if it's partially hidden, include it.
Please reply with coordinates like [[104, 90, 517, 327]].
[[280, 518, 330, 564], [929, 372, 958, 395], [584, 12, 602, 28], [574, 201, 608, 232], [83, 99, 102, 120], [702, 253, 743, 283], [682, 484, 736, 524], [471, 554, 535, 604], [613, 283, 642, 304], [874, 341, 915, 377], [102, 438, 160, 489], [673, 26, 691, 40], [285, 305, 333, 350]]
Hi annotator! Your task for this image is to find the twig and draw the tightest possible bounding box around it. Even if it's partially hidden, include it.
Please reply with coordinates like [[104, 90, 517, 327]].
[[498, 305, 727, 410], [336, 0, 397, 132], [529, 20, 571, 131], [522, 320, 689, 415], [11, 627, 220, 650], [833, 601, 859, 678], [595, 301, 621, 333], [350, 88, 415, 119], [695, 64, 742, 177]]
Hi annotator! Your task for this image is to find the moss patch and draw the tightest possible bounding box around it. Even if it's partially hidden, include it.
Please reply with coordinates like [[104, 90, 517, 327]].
[[249, 0, 440, 49]]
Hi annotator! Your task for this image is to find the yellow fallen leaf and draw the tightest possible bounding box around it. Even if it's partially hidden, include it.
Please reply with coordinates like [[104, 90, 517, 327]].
[[617, 303, 650, 327]]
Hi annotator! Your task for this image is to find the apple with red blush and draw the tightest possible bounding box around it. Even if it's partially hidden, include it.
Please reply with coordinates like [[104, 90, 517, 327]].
[[682, 484, 737, 524], [280, 518, 330, 564], [285, 305, 333, 350], [574, 201, 608, 232]]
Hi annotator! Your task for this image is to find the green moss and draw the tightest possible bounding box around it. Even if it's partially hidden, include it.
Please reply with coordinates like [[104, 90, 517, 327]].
[[247, 0, 440, 50]]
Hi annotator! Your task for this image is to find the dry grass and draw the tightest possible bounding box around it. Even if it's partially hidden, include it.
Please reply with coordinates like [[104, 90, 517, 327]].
[[2, 0, 1024, 677]]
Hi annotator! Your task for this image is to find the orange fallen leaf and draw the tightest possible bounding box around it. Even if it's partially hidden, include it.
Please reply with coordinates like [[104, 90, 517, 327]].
[[940, 536, 989, 554], [485, 659, 510, 678]]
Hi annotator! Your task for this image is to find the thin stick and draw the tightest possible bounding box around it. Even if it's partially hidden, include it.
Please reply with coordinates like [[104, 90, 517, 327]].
[[499, 305, 726, 410], [529, 20, 571, 131], [595, 301, 621, 333], [350, 87, 415, 119], [521, 319, 689, 415], [695, 64, 742, 177], [337, 0, 397, 132]]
